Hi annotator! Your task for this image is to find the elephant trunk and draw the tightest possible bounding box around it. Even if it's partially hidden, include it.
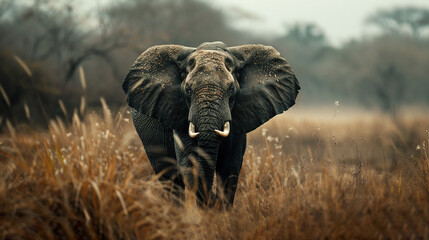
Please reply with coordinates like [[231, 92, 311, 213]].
[[183, 122, 220, 206], [187, 86, 227, 205], [195, 130, 220, 205]]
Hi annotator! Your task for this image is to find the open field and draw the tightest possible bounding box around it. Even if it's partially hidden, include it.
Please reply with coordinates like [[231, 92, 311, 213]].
[[1, 106, 428, 239]]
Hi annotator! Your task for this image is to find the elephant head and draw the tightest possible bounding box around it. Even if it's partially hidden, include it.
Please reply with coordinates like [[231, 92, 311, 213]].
[[123, 41, 300, 204]]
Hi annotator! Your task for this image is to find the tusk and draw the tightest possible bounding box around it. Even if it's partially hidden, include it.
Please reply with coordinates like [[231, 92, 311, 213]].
[[214, 122, 230, 137], [189, 122, 200, 138]]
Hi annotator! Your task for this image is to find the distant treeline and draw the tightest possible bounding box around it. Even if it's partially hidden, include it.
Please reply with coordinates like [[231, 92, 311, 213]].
[[1, 0, 429, 127]]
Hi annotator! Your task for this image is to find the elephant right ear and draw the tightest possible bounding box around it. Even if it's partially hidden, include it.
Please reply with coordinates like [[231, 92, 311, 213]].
[[122, 45, 195, 130], [229, 45, 300, 133]]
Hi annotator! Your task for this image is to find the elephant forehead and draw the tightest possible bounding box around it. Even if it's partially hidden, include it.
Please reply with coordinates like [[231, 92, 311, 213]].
[[193, 50, 228, 63], [188, 64, 232, 84], [186, 50, 234, 86]]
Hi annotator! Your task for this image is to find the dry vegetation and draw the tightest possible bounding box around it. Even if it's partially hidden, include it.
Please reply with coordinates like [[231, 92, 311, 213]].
[[1, 105, 428, 239]]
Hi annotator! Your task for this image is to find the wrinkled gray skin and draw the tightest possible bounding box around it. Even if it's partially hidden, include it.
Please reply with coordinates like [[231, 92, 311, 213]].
[[123, 42, 300, 207]]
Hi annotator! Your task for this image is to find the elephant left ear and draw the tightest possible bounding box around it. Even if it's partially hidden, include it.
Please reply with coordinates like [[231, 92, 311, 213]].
[[228, 45, 300, 133], [122, 45, 195, 130]]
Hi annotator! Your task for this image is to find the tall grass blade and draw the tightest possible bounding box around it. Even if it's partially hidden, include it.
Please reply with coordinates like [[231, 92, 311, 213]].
[[24, 102, 31, 119], [6, 120, 15, 138], [115, 190, 129, 217], [100, 97, 112, 127], [80, 96, 86, 115], [0, 83, 10, 107], [13, 55, 32, 77], [58, 99, 68, 117], [78, 65, 87, 90]]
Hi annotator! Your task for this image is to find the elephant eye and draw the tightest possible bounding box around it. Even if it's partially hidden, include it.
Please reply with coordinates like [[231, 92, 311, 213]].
[[185, 85, 192, 96], [188, 58, 196, 72], [228, 84, 235, 96], [225, 58, 234, 72]]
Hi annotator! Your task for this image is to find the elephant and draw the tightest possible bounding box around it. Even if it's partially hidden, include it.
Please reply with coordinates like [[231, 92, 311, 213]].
[[122, 41, 300, 207]]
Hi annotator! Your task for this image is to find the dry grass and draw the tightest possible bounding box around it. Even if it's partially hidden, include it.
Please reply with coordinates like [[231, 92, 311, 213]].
[[1, 106, 428, 239]]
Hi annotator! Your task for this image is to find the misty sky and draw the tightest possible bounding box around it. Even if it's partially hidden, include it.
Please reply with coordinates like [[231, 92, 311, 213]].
[[207, 0, 429, 45], [79, 0, 429, 46]]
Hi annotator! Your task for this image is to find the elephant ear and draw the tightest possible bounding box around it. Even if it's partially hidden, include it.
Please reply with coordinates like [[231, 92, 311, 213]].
[[122, 45, 195, 130], [229, 45, 300, 133]]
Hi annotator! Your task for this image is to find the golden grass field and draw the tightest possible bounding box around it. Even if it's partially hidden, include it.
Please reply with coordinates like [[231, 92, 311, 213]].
[[1, 104, 428, 239]]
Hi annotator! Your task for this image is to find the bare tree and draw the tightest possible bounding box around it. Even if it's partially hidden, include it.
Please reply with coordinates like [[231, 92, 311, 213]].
[[367, 7, 429, 37], [1, 0, 126, 82], [0, 0, 128, 125], [280, 23, 327, 46], [373, 64, 405, 117], [106, 0, 243, 50], [336, 36, 429, 117]]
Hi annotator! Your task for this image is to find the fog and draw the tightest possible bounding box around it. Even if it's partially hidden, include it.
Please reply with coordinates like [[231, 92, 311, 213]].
[[210, 0, 429, 44]]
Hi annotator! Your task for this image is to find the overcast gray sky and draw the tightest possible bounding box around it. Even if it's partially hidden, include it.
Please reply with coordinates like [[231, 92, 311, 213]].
[[83, 0, 429, 46], [206, 0, 429, 45]]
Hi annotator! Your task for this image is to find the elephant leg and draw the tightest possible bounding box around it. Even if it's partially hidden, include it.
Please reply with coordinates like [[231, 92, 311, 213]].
[[216, 132, 247, 206], [131, 109, 185, 203]]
